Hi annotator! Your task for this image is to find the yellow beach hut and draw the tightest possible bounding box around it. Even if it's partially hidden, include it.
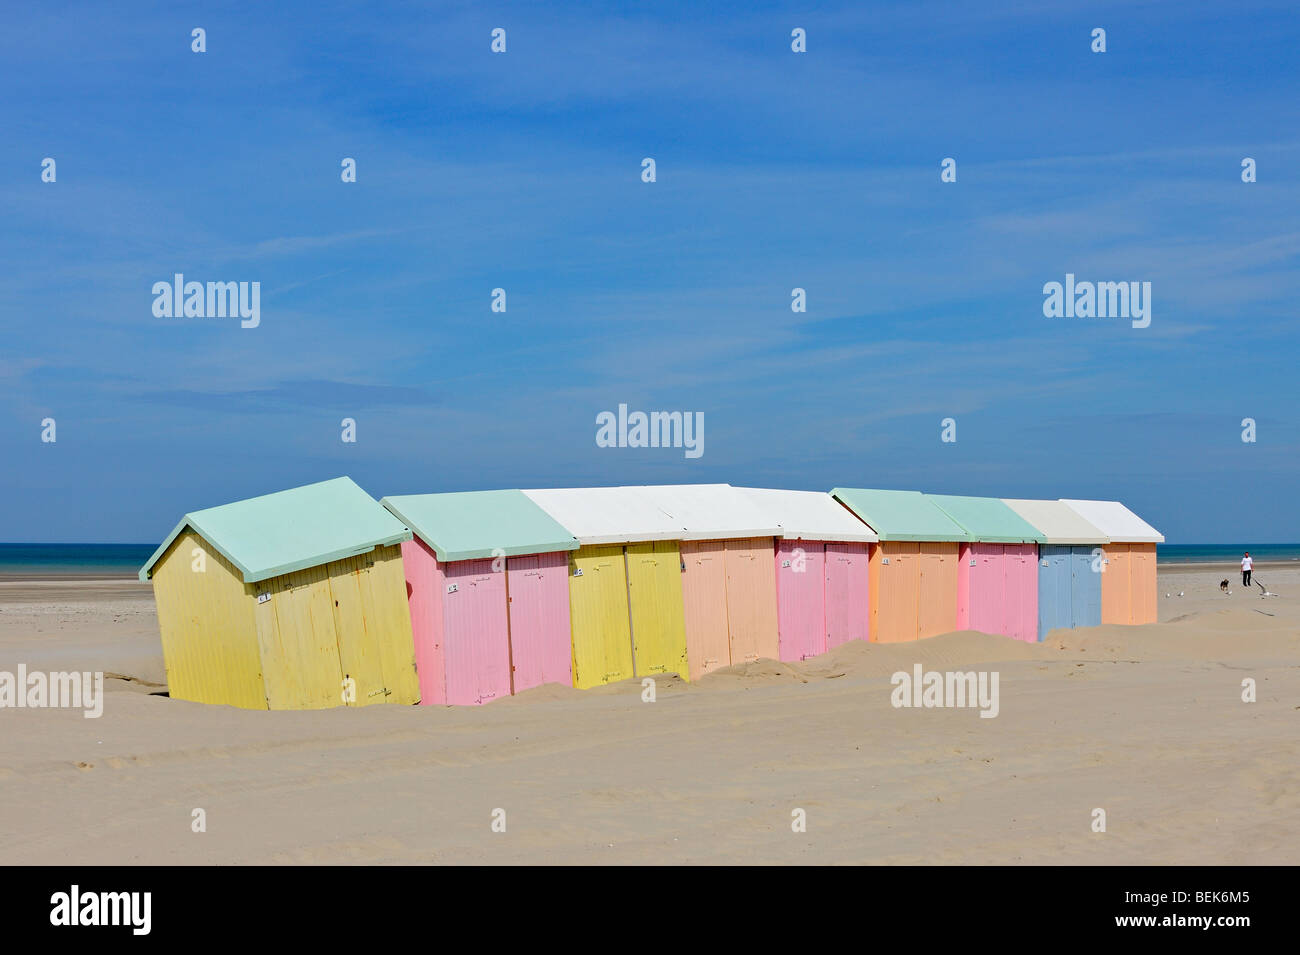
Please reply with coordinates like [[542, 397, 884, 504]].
[[138, 477, 420, 710]]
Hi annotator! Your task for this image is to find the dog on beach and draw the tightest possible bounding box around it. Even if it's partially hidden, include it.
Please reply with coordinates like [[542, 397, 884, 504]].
[[1220, 579, 1231, 594]]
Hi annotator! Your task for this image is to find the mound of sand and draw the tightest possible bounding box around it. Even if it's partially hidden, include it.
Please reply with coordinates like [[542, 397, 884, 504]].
[[0, 567, 1296, 865]]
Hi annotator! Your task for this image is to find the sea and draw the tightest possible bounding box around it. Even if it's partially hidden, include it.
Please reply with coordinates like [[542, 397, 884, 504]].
[[0, 544, 157, 578], [1, 542, 1299, 577], [1155, 544, 1300, 564]]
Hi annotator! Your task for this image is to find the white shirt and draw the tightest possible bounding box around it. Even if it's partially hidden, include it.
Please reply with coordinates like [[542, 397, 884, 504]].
[[1242, 556, 1253, 570]]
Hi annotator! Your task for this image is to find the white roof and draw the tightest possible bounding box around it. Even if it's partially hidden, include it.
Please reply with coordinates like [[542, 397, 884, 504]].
[[522, 486, 683, 545], [632, 484, 782, 541], [1059, 499, 1164, 543], [1002, 499, 1109, 545], [737, 487, 878, 542]]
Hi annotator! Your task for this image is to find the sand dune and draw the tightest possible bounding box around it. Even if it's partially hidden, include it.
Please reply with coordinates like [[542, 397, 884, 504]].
[[0, 565, 1295, 864]]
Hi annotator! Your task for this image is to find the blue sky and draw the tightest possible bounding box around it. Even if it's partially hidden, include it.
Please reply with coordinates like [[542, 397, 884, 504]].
[[2, 0, 1298, 543]]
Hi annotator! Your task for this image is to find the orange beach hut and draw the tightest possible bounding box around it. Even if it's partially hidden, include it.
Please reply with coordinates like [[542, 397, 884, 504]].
[[830, 488, 968, 642]]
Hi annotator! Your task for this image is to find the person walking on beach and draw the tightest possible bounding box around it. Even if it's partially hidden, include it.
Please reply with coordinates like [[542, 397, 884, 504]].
[[1242, 552, 1253, 588]]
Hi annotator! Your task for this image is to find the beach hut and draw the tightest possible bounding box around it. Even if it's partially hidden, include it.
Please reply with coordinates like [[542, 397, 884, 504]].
[[1001, 499, 1108, 640], [138, 477, 419, 710], [1060, 500, 1164, 625], [925, 494, 1045, 644], [738, 487, 877, 662], [522, 487, 690, 689], [633, 484, 783, 678], [829, 488, 968, 643], [380, 490, 579, 705]]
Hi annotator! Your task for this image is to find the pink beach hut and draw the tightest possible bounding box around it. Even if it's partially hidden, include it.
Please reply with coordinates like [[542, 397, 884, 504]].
[[381, 490, 579, 704], [739, 487, 878, 661], [925, 494, 1045, 644]]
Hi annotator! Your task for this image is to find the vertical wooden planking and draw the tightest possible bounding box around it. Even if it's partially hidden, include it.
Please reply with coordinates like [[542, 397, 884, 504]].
[[872, 541, 920, 642], [248, 577, 284, 707], [326, 556, 365, 705], [257, 563, 345, 709], [204, 540, 265, 708], [626, 541, 691, 679], [956, 542, 974, 630], [1130, 543, 1158, 624], [966, 543, 1006, 638], [867, 542, 880, 642], [722, 538, 780, 664], [1126, 543, 1143, 625], [970, 542, 986, 631], [774, 539, 825, 661], [917, 542, 959, 640], [156, 529, 212, 704], [824, 542, 868, 650], [1003, 543, 1038, 642], [400, 538, 447, 705], [990, 544, 1010, 636], [1037, 545, 1070, 640], [153, 531, 205, 705], [441, 558, 511, 704], [506, 551, 574, 692], [1071, 545, 1102, 628], [1101, 543, 1132, 624], [297, 564, 349, 707], [992, 545, 1012, 636], [151, 529, 265, 708], [567, 545, 634, 688], [329, 556, 389, 706], [253, 568, 285, 711], [532, 551, 575, 688], [680, 540, 734, 676], [357, 544, 420, 705]]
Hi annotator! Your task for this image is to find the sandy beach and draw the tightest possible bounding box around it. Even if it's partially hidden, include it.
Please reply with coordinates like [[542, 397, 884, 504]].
[[1, 563, 1296, 865]]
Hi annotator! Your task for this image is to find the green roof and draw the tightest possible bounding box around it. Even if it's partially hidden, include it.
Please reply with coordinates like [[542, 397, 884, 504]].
[[381, 490, 579, 563], [139, 477, 410, 584], [829, 488, 970, 542], [925, 494, 1046, 544]]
